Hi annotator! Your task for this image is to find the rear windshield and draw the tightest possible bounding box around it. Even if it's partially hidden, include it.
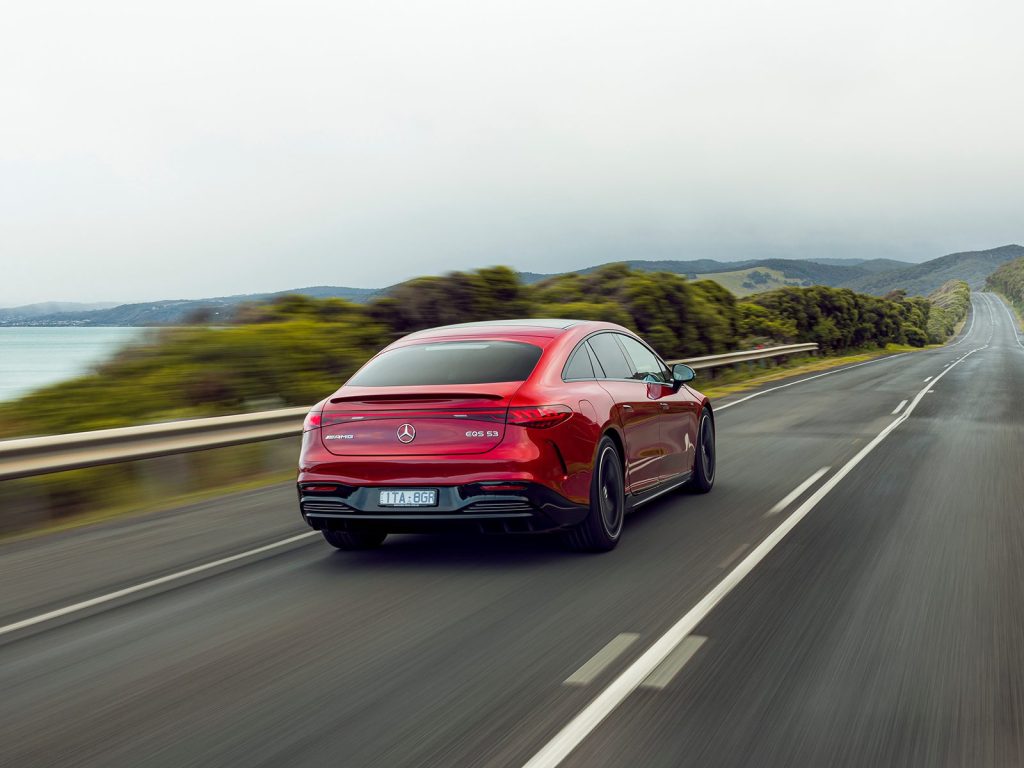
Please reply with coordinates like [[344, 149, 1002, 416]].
[[347, 341, 544, 387]]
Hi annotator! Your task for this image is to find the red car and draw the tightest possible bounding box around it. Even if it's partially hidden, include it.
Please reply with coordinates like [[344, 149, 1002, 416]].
[[298, 319, 715, 552]]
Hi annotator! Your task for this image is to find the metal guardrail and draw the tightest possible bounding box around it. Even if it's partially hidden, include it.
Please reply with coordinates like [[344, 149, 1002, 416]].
[[670, 342, 818, 370], [0, 343, 817, 481], [0, 407, 308, 482]]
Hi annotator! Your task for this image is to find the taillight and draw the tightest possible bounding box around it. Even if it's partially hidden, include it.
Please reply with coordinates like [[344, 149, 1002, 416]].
[[507, 404, 573, 428], [303, 411, 323, 431]]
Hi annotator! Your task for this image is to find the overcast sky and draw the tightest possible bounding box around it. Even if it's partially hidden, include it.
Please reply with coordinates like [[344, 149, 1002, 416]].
[[2, 0, 1023, 305]]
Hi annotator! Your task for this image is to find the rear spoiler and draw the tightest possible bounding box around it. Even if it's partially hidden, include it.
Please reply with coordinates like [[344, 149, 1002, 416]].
[[328, 392, 506, 404]]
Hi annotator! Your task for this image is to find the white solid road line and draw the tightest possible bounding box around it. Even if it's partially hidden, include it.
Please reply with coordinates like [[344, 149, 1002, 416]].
[[564, 634, 641, 685], [640, 635, 707, 690], [891, 399, 908, 415], [521, 344, 984, 768], [765, 467, 830, 517], [716, 353, 911, 412], [0, 532, 318, 638]]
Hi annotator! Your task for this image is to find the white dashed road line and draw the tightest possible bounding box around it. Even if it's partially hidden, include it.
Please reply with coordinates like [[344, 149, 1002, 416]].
[[640, 635, 707, 690], [765, 467, 830, 517], [564, 634, 641, 686]]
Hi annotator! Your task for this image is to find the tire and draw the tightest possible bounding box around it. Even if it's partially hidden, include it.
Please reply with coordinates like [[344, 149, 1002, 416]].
[[689, 407, 716, 494], [563, 436, 625, 552], [322, 528, 387, 550]]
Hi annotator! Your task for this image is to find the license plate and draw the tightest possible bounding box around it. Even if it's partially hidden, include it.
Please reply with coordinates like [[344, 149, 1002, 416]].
[[378, 489, 438, 507]]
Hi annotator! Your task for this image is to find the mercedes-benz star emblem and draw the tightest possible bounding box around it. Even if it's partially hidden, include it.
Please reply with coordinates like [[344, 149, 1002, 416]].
[[397, 423, 416, 443]]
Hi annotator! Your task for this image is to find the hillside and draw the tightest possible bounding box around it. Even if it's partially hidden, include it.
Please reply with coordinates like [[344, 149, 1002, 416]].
[[839, 245, 1024, 296], [8, 246, 1021, 326], [528, 258, 877, 287], [7, 259, 877, 325], [693, 267, 802, 296], [805, 257, 913, 272], [6, 286, 385, 326], [0, 301, 118, 322]]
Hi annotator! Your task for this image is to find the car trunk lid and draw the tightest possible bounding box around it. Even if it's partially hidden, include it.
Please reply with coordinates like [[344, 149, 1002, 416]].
[[320, 384, 520, 456]]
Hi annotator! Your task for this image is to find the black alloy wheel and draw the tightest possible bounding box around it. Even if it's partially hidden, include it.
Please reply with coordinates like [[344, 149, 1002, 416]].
[[690, 408, 715, 493], [563, 436, 625, 552]]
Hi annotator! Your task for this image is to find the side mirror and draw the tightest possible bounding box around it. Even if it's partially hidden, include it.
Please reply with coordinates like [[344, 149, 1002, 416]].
[[672, 363, 696, 385]]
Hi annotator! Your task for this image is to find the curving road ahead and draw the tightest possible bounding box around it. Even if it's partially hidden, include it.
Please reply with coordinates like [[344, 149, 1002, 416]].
[[2, 293, 1023, 767]]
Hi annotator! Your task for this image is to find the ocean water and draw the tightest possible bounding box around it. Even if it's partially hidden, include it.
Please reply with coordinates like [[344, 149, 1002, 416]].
[[0, 327, 148, 402]]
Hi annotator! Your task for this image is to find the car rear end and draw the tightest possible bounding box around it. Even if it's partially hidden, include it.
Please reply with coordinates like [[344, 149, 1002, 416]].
[[297, 332, 590, 536]]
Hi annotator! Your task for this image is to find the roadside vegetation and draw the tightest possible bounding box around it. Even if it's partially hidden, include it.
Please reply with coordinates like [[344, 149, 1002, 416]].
[[924, 280, 971, 342], [0, 265, 970, 536], [987, 256, 1024, 312], [0, 264, 961, 439]]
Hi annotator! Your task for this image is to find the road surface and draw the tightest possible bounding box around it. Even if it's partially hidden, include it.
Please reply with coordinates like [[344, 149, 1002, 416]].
[[2, 292, 1022, 767]]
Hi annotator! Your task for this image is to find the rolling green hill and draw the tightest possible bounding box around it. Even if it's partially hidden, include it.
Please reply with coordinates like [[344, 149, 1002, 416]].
[[535, 257, 873, 286], [838, 245, 1024, 296], [805, 257, 914, 272], [4, 286, 385, 326], [694, 268, 805, 296]]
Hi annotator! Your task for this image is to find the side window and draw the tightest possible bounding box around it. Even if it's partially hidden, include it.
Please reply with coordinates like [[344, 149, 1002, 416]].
[[563, 344, 595, 380], [587, 333, 634, 379], [616, 335, 670, 382]]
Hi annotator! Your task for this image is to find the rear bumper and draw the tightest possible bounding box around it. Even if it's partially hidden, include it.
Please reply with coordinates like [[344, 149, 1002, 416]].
[[298, 482, 589, 534]]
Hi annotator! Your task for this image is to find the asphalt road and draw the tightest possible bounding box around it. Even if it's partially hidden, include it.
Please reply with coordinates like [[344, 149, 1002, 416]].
[[2, 293, 1022, 767]]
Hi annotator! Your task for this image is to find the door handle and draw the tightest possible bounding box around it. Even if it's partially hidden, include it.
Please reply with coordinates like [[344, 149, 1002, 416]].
[[659, 402, 670, 410], [622, 404, 633, 411]]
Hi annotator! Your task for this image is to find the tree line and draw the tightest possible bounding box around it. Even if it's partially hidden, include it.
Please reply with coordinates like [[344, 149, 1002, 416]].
[[358, 263, 960, 356]]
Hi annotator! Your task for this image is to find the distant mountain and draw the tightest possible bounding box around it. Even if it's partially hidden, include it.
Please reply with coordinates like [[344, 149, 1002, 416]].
[[526, 258, 874, 286], [805, 257, 913, 272], [9, 246, 1020, 326], [0, 301, 118, 322], [837, 245, 1024, 296], [4, 286, 384, 326], [542, 249, 1021, 298]]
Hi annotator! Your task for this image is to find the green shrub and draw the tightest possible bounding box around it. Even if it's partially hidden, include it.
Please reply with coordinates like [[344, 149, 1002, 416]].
[[987, 258, 1024, 309]]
